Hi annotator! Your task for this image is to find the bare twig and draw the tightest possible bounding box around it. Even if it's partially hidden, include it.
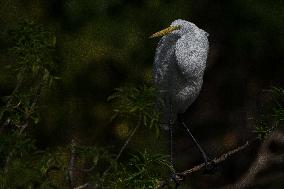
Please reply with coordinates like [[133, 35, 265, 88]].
[[179, 140, 253, 178], [73, 183, 89, 189], [82, 165, 95, 172], [101, 114, 142, 180], [68, 139, 78, 189], [29, 79, 44, 114], [115, 114, 142, 161]]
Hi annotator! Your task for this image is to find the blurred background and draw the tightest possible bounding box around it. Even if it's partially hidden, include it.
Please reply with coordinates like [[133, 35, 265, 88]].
[[0, 0, 283, 188]]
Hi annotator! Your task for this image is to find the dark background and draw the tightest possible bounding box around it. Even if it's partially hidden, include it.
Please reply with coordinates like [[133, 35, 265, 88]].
[[0, 0, 283, 188]]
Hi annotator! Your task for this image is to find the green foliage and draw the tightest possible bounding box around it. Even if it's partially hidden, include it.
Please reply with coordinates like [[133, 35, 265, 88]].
[[1, 137, 72, 188], [8, 20, 56, 76], [1, 93, 40, 127], [0, 135, 50, 189], [0, 42, 170, 187], [108, 85, 161, 135], [0, 21, 61, 188], [271, 87, 284, 123], [0, 134, 35, 167], [75, 144, 117, 176], [1, 20, 281, 188], [0, 0, 282, 188], [254, 87, 284, 139], [0, 21, 58, 129], [253, 120, 269, 139], [101, 149, 172, 189], [0, 137, 171, 189]]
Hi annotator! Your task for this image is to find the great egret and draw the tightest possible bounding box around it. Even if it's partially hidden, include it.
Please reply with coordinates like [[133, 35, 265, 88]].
[[150, 19, 209, 173]]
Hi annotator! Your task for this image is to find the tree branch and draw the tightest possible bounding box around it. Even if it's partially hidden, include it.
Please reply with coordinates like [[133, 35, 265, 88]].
[[73, 183, 89, 189], [159, 139, 256, 186], [159, 130, 284, 189], [223, 131, 284, 189], [180, 140, 252, 177]]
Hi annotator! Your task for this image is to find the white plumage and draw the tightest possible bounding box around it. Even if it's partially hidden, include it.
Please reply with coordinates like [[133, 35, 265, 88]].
[[152, 19, 209, 125]]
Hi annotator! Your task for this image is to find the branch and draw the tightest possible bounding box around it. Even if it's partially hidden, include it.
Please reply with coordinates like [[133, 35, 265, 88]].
[[223, 131, 284, 189], [115, 114, 142, 161], [161, 139, 256, 185], [159, 130, 284, 188]]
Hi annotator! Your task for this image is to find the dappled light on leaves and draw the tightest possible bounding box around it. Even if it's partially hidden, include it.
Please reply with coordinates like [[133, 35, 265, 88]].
[[108, 85, 161, 136], [115, 123, 130, 139]]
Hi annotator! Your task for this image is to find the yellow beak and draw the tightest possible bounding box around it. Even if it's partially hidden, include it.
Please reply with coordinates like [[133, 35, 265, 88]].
[[149, 25, 180, 38]]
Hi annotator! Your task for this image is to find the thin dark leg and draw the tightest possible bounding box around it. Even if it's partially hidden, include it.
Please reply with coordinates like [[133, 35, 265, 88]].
[[169, 122, 174, 165], [169, 103, 180, 187], [178, 114, 209, 167], [169, 103, 174, 167]]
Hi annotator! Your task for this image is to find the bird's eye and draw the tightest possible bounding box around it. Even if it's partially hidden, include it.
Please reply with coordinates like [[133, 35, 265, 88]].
[[174, 25, 181, 30], [176, 25, 181, 30]]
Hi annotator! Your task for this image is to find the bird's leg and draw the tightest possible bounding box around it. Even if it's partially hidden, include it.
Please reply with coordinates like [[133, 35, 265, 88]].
[[178, 114, 209, 168], [169, 102, 175, 166], [169, 102, 178, 182]]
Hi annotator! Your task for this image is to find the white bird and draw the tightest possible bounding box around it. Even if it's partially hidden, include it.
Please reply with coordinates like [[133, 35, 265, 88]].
[[150, 19, 210, 171]]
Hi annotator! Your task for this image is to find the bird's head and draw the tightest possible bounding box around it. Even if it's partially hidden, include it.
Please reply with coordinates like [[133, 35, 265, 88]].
[[149, 19, 208, 38]]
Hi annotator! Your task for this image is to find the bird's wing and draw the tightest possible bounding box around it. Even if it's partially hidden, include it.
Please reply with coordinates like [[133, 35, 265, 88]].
[[153, 34, 180, 124], [175, 33, 209, 80], [153, 34, 180, 85]]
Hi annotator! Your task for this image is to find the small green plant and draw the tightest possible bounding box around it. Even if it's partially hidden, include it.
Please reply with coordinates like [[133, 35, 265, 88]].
[[107, 84, 160, 136], [8, 20, 56, 77], [0, 19, 173, 188], [271, 87, 284, 123], [101, 149, 172, 189], [254, 87, 284, 139], [0, 21, 59, 188], [1, 20, 58, 129], [253, 120, 269, 139]]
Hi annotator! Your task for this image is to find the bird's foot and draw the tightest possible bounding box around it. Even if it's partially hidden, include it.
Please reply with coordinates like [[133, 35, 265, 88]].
[[171, 173, 184, 185], [203, 161, 216, 175]]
